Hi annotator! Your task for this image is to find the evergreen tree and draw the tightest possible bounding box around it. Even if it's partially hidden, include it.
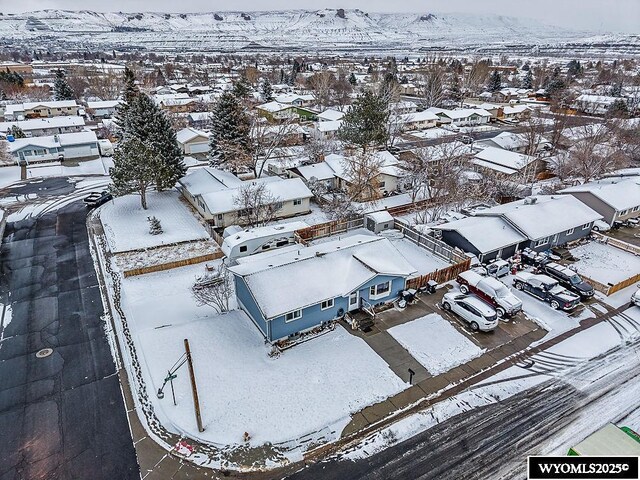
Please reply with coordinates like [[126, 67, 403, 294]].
[[124, 93, 185, 191], [450, 74, 463, 105], [522, 62, 530, 71], [53, 70, 74, 100], [147, 216, 163, 235], [348, 72, 357, 87], [609, 82, 623, 97], [233, 77, 252, 99], [113, 66, 139, 132], [521, 70, 533, 89], [109, 137, 158, 210], [260, 79, 273, 102], [209, 91, 252, 165], [487, 70, 502, 92], [567, 60, 582, 76], [338, 90, 389, 153], [10, 125, 26, 138], [607, 99, 628, 118]]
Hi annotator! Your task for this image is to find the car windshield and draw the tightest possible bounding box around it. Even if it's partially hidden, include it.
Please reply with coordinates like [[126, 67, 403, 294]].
[[568, 274, 582, 285]]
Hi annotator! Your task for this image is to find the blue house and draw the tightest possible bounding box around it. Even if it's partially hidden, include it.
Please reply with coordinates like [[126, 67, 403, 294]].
[[229, 234, 418, 342]]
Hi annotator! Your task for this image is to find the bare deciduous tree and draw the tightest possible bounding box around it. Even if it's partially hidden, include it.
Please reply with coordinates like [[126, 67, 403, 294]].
[[0, 140, 12, 166], [192, 264, 233, 314], [250, 116, 301, 178], [232, 182, 282, 227], [341, 152, 384, 202], [419, 67, 445, 108]]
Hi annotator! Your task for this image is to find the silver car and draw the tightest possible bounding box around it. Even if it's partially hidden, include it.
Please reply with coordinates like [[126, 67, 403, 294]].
[[441, 292, 499, 332]]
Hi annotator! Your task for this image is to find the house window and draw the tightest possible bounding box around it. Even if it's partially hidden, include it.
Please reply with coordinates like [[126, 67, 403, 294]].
[[369, 281, 391, 298], [582, 223, 591, 230], [239, 246, 248, 253], [566, 228, 574, 236], [378, 181, 386, 188], [619, 209, 628, 217], [321, 299, 334, 310], [285, 310, 302, 322], [217, 214, 223, 220], [535, 237, 549, 247], [293, 199, 302, 206], [632, 206, 639, 212]]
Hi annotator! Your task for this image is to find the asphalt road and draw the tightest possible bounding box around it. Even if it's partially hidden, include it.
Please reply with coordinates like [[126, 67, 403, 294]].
[[288, 341, 640, 480], [0, 180, 139, 480]]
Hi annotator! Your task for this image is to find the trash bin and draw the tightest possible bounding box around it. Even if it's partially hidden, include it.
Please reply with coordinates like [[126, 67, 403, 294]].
[[426, 280, 438, 294]]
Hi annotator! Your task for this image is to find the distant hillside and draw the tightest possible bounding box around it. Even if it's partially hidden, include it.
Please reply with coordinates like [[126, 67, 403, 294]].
[[0, 9, 635, 55]]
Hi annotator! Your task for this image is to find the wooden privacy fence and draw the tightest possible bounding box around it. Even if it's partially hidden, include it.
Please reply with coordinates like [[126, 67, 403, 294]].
[[123, 251, 224, 277], [581, 272, 640, 296], [295, 217, 365, 244], [406, 258, 472, 290]]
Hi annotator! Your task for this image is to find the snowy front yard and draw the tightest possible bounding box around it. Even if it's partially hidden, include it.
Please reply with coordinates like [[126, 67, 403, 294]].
[[570, 241, 640, 285], [388, 313, 485, 375], [100, 190, 210, 253], [120, 264, 408, 447]]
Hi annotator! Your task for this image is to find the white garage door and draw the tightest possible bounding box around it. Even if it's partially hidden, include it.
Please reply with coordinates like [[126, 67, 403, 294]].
[[63, 145, 95, 159], [189, 142, 210, 154]]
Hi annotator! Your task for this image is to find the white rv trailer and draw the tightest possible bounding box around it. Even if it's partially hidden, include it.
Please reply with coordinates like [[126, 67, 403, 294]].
[[221, 221, 309, 262]]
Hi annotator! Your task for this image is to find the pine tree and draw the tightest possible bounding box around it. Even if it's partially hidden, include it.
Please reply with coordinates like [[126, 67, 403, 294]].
[[209, 91, 252, 165], [348, 72, 357, 86], [233, 77, 252, 99], [521, 70, 533, 89], [110, 137, 158, 210], [113, 66, 139, 132], [338, 90, 389, 153], [450, 74, 463, 105], [124, 93, 185, 191], [53, 70, 74, 100], [10, 125, 26, 138], [487, 70, 502, 92], [260, 79, 273, 102], [147, 216, 163, 235], [609, 82, 623, 97]]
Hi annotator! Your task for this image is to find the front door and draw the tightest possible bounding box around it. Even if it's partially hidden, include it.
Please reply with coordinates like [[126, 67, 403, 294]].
[[348, 291, 360, 312]]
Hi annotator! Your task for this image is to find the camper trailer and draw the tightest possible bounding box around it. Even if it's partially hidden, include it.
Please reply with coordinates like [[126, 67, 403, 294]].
[[221, 221, 308, 262]]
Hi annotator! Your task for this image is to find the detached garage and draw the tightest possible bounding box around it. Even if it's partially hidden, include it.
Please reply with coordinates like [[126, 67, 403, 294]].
[[177, 127, 210, 155]]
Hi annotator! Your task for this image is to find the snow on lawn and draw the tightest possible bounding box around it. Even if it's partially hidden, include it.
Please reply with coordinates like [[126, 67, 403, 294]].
[[100, 190, 210, 253], [0, 158, 112, 189], [570, 241, 640, 285], [121, 264, 408, 447], [500, 274, 594, 341], [389, 313, 485, 375]]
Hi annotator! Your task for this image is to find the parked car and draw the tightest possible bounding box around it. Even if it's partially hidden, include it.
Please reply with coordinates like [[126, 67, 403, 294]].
[[457, 270, 523, 318], [539, 262, 594, 299], [460, 135, 474, 144], [441, 292, 499, 332], [84, 191, 113, 208], [632, 288, 640, 308], [512, 272, 581, 310]]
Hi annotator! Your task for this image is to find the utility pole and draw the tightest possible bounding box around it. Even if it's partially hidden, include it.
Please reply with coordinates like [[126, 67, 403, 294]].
[[184, 338, 204, 433]]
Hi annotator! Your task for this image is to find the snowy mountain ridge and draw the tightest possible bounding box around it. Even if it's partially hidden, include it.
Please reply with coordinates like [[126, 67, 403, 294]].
[[1, 9, 636, 55]]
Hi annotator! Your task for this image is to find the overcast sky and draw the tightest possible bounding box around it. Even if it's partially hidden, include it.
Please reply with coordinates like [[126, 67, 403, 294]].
[[5, 0, 639, 33]]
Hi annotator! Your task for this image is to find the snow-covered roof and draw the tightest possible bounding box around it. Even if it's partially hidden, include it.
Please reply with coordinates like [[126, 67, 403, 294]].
[[179, 167, 243, 196], [396, 110, 439, 124], [200, 178, 312, 215], [22, 100, 78, 110], [86, 100, 121, 109], [434, 108, 492, 120], [274, 93, 314, 104], [473, 147, 536, 172], [8, 130, 97, 152], [316, 120, 343, 133], [256, 101, 292, 113], [317, 109, 345, 122], [229, 234, 417, 319], [502, 104, 531, 115], [366, 210, 394, 224], [560, 179, 640, 211], [475, 195, 603, 240], [0, 115, 85, 132], [176, 127, 210, 144], [294, 162, 336, 181], [575, 94, 619, 105], [188, 112, 213, 121], [434, 216, 526, 254]]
